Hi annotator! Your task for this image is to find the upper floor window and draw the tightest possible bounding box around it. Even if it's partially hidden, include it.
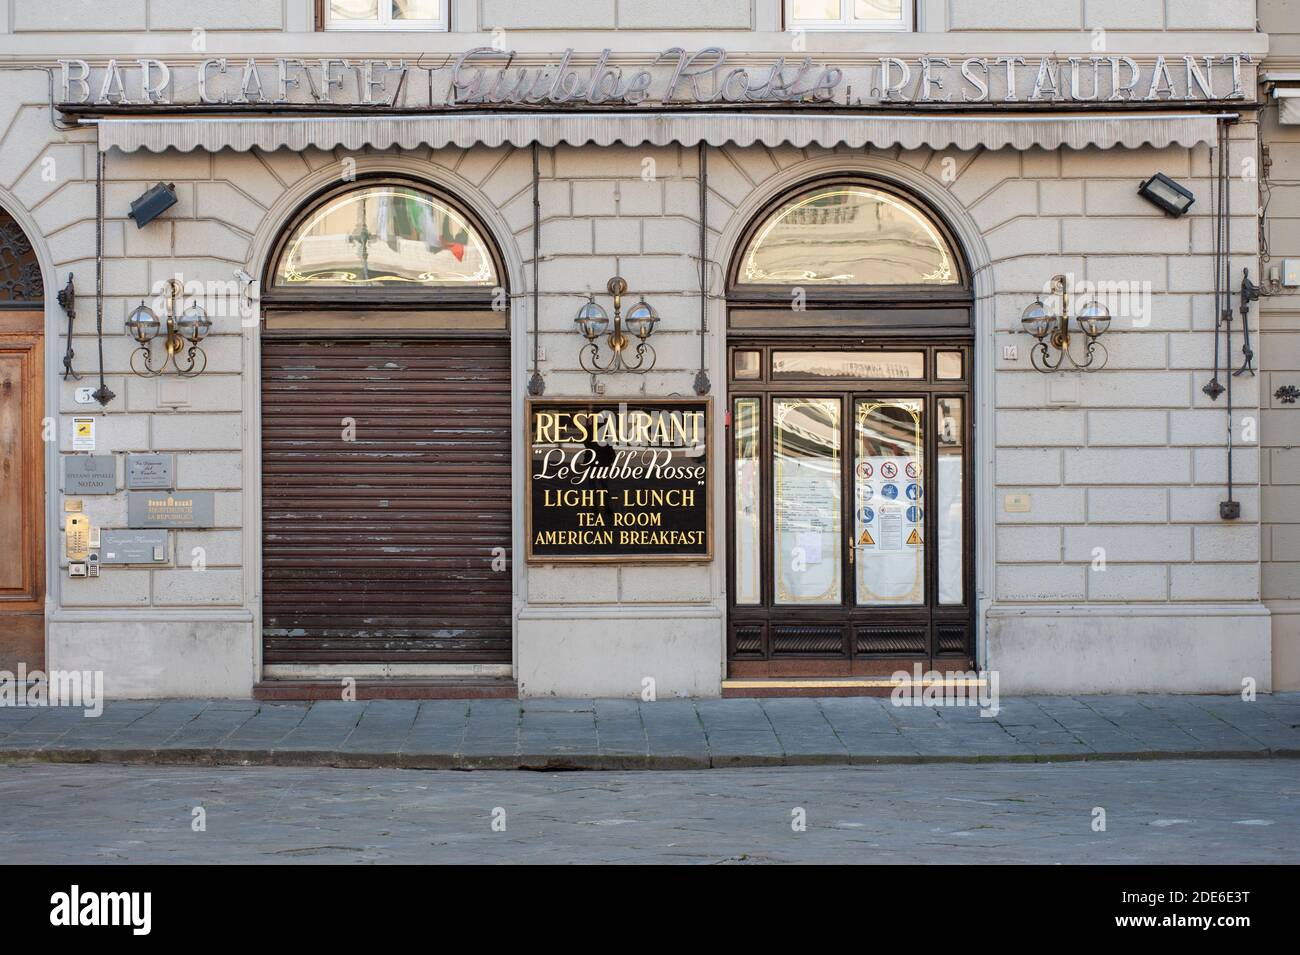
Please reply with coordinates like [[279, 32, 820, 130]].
[[325, 0, 448, 31], [787, 0, 912, 31]]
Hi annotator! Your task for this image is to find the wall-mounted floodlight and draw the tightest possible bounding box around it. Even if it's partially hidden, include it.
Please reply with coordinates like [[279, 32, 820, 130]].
[[127, 182, 177, 228], [1137, 173, 1195, 217]]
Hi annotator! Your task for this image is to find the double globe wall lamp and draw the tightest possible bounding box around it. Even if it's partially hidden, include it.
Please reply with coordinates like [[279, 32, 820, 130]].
[[574, 276, 660, 376], [1021, 274, 1112, 372], [125, 277, 212, 378]]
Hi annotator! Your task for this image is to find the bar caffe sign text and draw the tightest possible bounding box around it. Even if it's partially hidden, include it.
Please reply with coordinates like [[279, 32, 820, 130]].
[[57, 49, 1255, 109]]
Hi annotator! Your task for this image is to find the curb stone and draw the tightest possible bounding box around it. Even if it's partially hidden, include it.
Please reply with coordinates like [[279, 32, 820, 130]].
[[2, 746, 1298, 771]]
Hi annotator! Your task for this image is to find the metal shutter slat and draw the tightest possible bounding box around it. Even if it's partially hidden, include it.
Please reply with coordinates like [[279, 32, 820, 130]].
[[261, 338, 512, 663]]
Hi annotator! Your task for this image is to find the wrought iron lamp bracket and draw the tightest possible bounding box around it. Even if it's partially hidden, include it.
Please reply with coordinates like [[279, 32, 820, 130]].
[[575, 275, 659, 378], [127, 277, 209, 379], [1024, 273, 1110, 373]]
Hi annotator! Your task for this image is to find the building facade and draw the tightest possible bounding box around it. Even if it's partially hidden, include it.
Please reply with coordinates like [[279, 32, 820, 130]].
[[0, 1, 1289, 699], [1259, 1, 1300, 694]]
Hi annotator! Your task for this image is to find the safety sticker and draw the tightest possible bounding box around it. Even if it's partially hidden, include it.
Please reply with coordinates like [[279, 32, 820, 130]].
[[858, 528, 875, 546], [906, 483, 922, 501], [905, 461, 919, 479], [880, 483, 899, 500], [880, 461, 898, 479], [860, 484, 874, 502], [856, 462, 873, 479], [906, 529, 923, 545], [906, 505, 923, 524], [72, 417, 96, 452], [859, 506, 875, 524]]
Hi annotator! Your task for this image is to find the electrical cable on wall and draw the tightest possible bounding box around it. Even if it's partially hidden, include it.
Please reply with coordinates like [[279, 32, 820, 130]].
[[91, 149, 114, 407], [694, 143, 710, 396], [1221, 121, 1238, 519], [527, 142, 544, 396], [1204, 121, 1224, 403]]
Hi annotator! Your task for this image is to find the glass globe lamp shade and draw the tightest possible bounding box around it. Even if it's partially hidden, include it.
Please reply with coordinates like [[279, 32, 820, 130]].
[[1021, 299, 1052, 339], [624, 298, 660, 340], [1077, 300, 1111, 338], [126, 301, 161, 343], [176, 303, 212, 342], [574, 298, 609, 340]]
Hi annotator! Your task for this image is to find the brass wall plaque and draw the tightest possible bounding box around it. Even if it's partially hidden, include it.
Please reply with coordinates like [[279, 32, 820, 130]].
[[526, 399, 710, 562]]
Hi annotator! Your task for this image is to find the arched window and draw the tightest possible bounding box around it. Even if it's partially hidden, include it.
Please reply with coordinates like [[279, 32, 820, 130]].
[[727, 178, 970, 334], [725, 177, 974, 679], [735, 183, 959, 288], [258, 178, 513, 669], [269, 180, 499, 294], [0, 207, 44, 304]]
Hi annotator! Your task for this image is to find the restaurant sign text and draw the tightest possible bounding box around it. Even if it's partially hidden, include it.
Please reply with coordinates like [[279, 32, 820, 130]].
[[57, 49, 1255, 109], [527, 400, 710, 562]]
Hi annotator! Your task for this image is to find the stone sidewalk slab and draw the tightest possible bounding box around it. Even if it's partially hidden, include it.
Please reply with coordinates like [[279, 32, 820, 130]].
[[1, 693, 1297, 771]]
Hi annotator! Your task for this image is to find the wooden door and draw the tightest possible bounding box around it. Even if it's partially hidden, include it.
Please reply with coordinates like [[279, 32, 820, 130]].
[[0, 311, 45, 670]]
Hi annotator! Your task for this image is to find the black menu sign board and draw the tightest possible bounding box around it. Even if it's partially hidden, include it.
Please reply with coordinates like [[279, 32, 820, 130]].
[[526, 399, 710, 562]]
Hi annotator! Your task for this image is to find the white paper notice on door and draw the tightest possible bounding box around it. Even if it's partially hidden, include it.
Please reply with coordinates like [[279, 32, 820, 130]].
[[878, 507, 905, 551], [859, 506, 924, 604], [794, 530, 823, 565]]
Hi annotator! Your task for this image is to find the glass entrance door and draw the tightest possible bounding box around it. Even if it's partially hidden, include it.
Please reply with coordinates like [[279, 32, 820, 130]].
[[728, 345, 973, 676]]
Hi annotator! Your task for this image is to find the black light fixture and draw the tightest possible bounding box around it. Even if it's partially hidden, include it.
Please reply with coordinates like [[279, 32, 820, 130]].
[[1137, 172, 1195, 217], [127, 182, 178, 228]]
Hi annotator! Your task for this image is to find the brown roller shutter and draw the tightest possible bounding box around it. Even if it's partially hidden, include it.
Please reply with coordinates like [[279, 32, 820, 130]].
[[261, 337, 512, 664]]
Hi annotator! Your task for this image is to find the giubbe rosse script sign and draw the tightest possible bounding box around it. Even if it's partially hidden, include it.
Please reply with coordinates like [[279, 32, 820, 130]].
[[527, 400, 710, 562], [56, 49, 1254, 109]]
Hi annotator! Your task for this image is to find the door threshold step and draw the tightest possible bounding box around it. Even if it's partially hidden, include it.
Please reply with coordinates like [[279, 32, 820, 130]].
[[254, 678, 518, 701], [722, 677, 986, 698]]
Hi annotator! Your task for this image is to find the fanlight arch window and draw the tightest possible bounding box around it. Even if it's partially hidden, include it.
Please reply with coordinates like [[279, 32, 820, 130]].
[[272, 183, 498, 290], [0, 207, 44, 305], [734, 182, 961, 289]]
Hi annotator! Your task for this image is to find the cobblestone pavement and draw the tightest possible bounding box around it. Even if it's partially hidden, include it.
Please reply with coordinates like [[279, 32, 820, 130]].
[[1, 694, 1297, 770], [2, 759, 1296, 864]]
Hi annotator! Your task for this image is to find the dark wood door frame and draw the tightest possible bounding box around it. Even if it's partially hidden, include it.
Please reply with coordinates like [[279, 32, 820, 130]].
[[725, 339, 975, 677]]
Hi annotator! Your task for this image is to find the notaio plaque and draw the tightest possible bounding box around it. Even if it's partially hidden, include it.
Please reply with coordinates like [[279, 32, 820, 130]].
[[526, 399, 710, 562]]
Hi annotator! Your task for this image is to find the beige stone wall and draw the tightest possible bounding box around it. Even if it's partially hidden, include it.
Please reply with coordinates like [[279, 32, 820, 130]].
[[1259, 0, 1300, 690], [2, 100, 1269, 692]]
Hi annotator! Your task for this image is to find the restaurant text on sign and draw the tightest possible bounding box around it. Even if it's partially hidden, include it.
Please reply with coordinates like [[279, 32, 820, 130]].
[[527, 400, 710, 562], [56, 51, 1254, 109]]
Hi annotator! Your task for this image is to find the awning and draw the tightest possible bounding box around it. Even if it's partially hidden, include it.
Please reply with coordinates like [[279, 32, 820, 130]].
[[91, 110, 1229, 154]]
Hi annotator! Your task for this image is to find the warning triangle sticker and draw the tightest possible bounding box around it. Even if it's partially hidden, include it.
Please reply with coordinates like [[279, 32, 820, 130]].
[[906, 529, 923, 545], [858, 528, 875, 546]]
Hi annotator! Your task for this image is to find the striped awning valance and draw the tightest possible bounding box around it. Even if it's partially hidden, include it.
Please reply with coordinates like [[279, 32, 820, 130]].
[[91, 110, 1227, 154]]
